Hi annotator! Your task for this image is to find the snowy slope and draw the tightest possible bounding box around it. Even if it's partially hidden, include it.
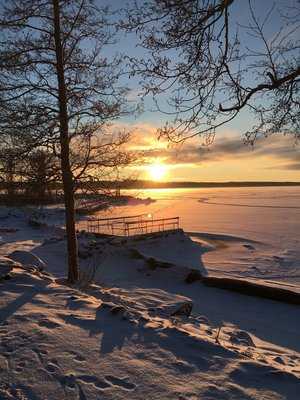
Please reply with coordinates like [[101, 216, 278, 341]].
[[1, 206, 300, 399], [1, 267, 300, 400]]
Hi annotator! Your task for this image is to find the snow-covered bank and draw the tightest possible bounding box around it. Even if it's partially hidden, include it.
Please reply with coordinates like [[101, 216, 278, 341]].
[[1, 205, 300, 399], [1, 266, 300, 400], [3, 185, 300, 287]]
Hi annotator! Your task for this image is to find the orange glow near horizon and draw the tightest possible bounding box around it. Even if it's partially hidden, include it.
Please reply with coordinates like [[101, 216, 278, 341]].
[[148, 163, 168, 181], [113, 122, 300, 182]]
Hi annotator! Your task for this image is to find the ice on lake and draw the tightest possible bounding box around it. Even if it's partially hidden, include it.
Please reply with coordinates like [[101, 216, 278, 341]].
[[93, 186, 300, 286]]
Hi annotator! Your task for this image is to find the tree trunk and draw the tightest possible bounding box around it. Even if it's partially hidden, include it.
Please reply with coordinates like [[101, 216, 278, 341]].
[[52, 0, 79, 283], [6, 157, 15, 201]]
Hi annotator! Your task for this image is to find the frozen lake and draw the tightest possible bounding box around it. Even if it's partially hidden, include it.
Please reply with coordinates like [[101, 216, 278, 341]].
[[95, 186, 300, 287]]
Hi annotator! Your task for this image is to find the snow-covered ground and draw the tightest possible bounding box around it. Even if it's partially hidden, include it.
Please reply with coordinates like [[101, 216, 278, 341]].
[[0, 192, 300, 399]]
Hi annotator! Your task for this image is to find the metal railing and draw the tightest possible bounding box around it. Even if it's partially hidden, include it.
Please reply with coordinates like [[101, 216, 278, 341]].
[[85, 214, 148, 235], [84, 214, 180, 236], [124, 217, 179, 236]]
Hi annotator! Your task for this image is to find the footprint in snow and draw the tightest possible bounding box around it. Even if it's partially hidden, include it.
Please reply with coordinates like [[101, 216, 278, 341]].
[[60, 373, 77, 389], [45, 362, 60, 374], [31, 346, 49, 364], [38, 318, 61, 329], [243, 244, 255, 251], [2, 345, 15, 355], [15, 363, 24, 373], [39, 348, 49, 355], [74, 353, 85, 362], [105, 375, 136, 390], [66, 374, 136, 392], [77, 375, 111, 390], [273, 356, 286, 365], [65, 350, 86, 362], [14, 314, 30, 323]]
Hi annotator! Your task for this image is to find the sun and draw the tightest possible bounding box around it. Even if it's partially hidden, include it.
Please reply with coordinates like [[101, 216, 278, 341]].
[[148, 163, 167, 181]]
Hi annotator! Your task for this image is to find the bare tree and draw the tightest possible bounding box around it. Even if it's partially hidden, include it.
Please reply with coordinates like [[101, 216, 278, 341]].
[[0, 130, 35, 201], [122, 0, 300, 143], [23, 148, 58, 201], [0, 131, 134, 205], [0, 149, 17, 200], [70, 130, 133, 187], [0, 0, 131, 282]]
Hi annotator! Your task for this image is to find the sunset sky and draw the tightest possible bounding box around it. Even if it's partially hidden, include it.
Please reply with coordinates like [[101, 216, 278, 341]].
[[106, 0, 300, 182], [120, 122, 300, 182]]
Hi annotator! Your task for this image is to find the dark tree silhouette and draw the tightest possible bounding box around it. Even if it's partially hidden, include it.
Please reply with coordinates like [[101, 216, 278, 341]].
[[0, 0, 131, 282], [122, 0, 299, 143]]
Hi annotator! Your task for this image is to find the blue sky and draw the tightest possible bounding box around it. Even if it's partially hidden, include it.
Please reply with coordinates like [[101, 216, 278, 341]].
[[95, 0, 299, 181], [2, 0, 298, 181]]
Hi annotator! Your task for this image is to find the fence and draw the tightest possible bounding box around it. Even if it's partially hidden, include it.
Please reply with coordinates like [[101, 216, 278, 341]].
[[84, 214, 180, 236]]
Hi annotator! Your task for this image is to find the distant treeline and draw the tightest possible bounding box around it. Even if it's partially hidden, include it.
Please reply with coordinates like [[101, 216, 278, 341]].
[[1, 180, 299, 205], [80, 180, 300, 189]]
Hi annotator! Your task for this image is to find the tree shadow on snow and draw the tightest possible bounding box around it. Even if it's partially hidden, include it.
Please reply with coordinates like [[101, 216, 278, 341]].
[[61, 302, 299, 400], [0, 273, 50, 325]]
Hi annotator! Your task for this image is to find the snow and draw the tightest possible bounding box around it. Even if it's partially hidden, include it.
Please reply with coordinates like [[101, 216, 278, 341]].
[[97, 187, 300, 286], [1, 265, 300, 400], [8, 250, 46, 271], [1, 192, 300, 399]]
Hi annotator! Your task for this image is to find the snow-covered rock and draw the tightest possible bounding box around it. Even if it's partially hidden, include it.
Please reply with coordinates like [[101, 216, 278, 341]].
[[0, 256, 19, 278], [0, 256, 21, 268], [229, 330, 256, 347], [133, 231, 208, 276], [8, 250, 46, 271]]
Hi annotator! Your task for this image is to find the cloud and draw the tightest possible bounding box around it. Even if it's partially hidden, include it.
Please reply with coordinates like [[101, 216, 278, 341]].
[[109, 121, 300, 170], [138, 134, 300, 167], [279, 162, 300, 171]]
